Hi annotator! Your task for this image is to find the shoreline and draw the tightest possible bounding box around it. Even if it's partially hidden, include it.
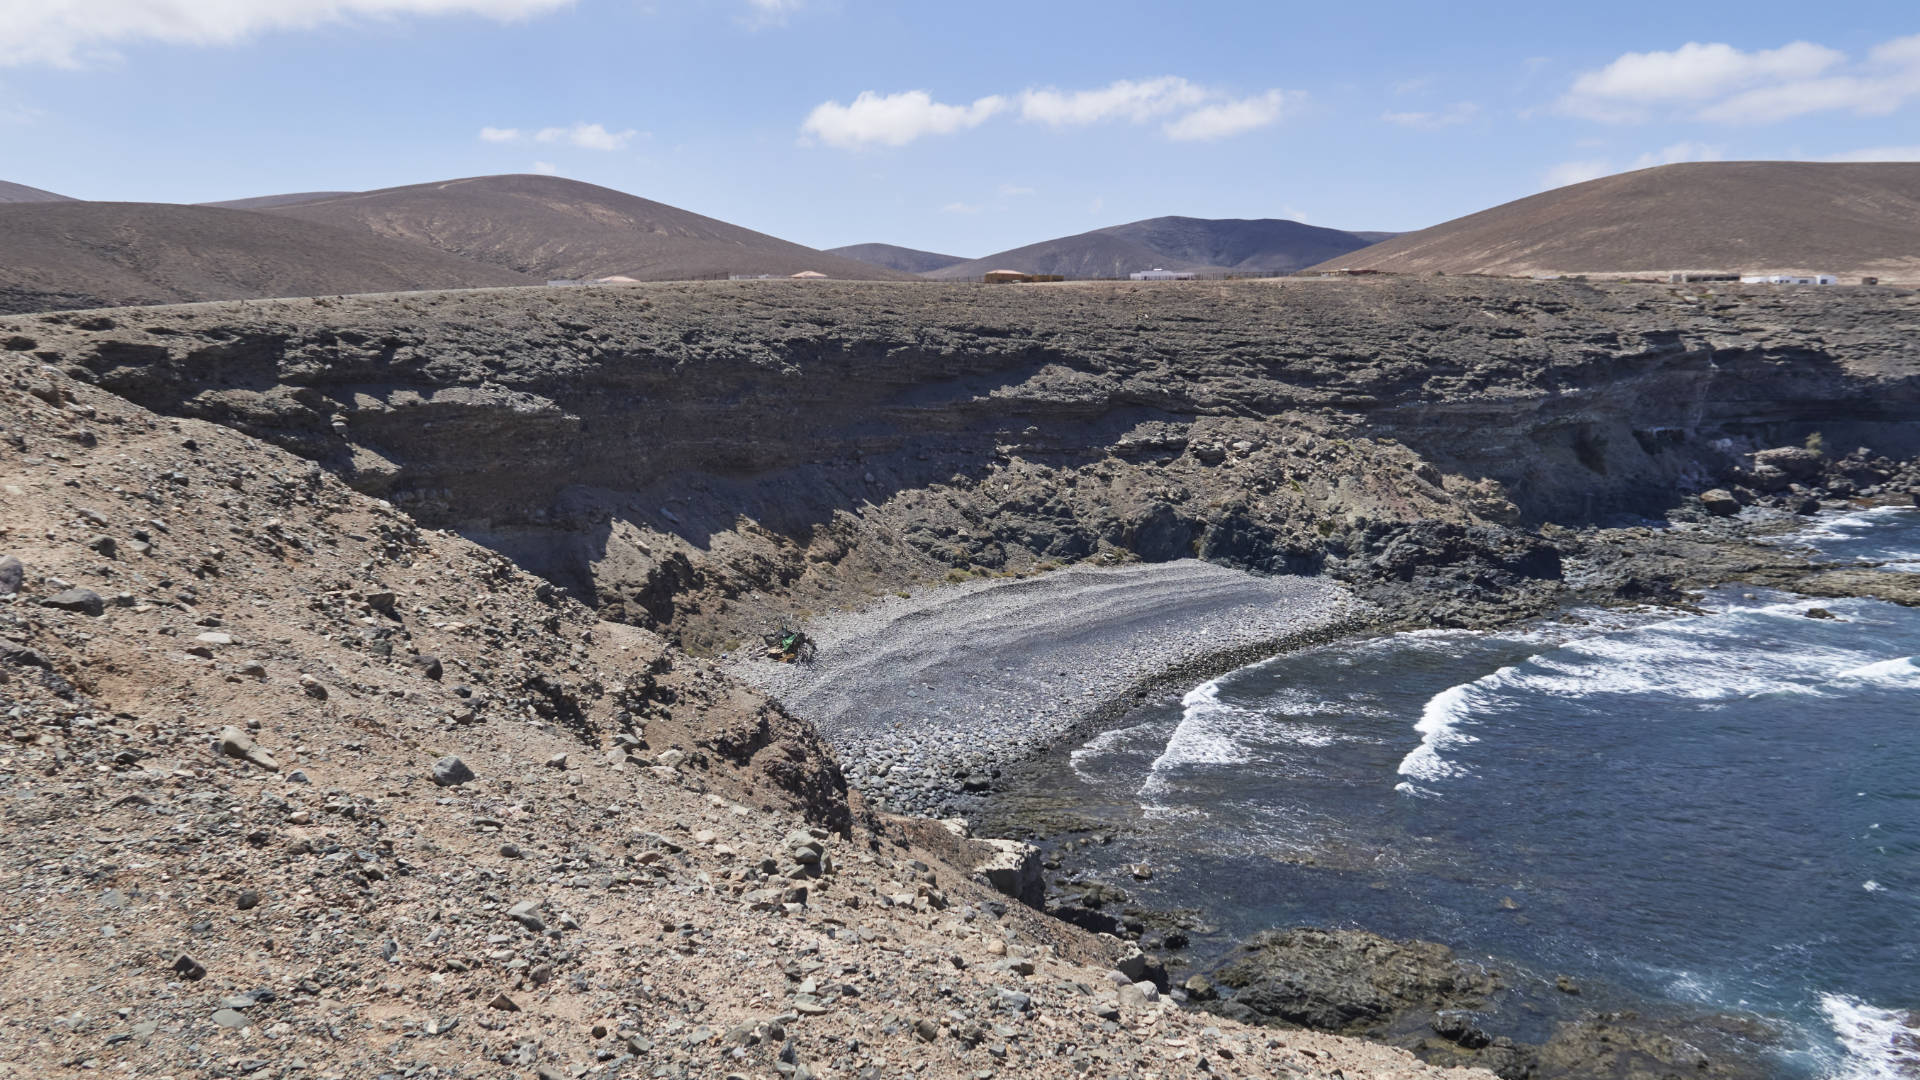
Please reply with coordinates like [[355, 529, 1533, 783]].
[[728, 559, 1374, 816]]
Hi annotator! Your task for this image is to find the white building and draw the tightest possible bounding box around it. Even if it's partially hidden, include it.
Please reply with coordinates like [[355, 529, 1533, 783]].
[[1739, 274, 1837, 285], [1129, 268, 1196, 281]]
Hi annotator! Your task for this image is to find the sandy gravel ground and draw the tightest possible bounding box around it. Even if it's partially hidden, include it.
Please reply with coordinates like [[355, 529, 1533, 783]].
[[733, 561, 1365, 814]]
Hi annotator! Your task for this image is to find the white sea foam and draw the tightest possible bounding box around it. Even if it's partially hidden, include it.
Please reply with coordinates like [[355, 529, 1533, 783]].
[[1863, 880, 1884, 893], [1138, 678, 1243, 801], [1819, 994, 1920, 1080], [1396, 677, 1492, 782], [1394, 600, 1918, 786], [1834, 656, 1920, 690], [1069, 720, 1162, 781]]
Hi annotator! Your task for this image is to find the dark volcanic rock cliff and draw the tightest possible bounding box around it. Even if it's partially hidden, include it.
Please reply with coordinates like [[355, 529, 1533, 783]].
[[5, 277, 1917, 649]]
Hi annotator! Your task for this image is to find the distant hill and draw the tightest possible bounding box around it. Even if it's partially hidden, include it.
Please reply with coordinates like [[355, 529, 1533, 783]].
[[0, 201, 534, 314], [203, 191, 356, 211], [262, 174, 916, 282], [927, 216, 1381, 280], [826, 243, 969, 274], [0, 181, 75, 204], [1310, 162, 1920, 282]]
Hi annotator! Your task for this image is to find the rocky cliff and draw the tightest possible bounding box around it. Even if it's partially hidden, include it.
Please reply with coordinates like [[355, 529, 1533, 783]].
[[5, 277, 1917, 652]]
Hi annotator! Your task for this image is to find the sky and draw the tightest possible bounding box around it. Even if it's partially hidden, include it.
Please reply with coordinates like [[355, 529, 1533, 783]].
[[2, 1, 1917, 257]]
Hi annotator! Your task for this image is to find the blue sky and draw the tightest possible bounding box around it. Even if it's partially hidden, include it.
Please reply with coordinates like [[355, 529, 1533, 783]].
[[3, 1, 1916, 256]]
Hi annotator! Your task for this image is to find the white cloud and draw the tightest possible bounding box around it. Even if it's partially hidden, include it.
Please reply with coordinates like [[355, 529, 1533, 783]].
[[1561, 35, 1920, 125], [1382, 102, 1480, 129], [531, 161, 559, 176], [1543, 159, 1612, 189], [803, 77, 1301, 149], [534, 122, 637, 150], [1163, 89, 1295, 141], [481, 122, 637, 150], [939, 202, 981, 214], [1822, 145, 1920, 162], [738, 0, 803, 28], [0, 0, 573, 68], [997, 183, 1035, 197], [800, 90, 1007, 148], [1018, 77, 1209, 126], [1630, 141, 1724, 168]]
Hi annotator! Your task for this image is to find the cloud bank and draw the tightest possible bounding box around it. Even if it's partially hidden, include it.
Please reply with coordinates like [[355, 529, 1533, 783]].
[[803, 76, 1299, 148], [1560, 35, 1920, 124], [478, 123, 639, 150], [0, 0, 574, 68]]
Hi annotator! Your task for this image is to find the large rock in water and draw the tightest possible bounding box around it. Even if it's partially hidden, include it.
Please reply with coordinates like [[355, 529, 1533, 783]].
[[1209, 927, 1499, 1034], [1699, 489, 1741, 516]]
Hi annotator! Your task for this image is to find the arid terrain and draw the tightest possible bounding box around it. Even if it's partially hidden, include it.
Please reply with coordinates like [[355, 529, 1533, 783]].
[[258, 176, 914, 284], [1315, 161, 1920, 282], [926, 217, 1382, 280], [3, 274, 1918, 1079], [0, 202, 537, 316]]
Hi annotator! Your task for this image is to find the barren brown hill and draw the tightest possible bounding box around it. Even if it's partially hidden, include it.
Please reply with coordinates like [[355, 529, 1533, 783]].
[[0, 180, 75, 203], [826, 241, 969, 274], [1312, 161, 1920, 282], [264, 173, 917, 281], [0, 201, 536, 314], [929, 216, 1381, 280], [202, 190, 355, 210]]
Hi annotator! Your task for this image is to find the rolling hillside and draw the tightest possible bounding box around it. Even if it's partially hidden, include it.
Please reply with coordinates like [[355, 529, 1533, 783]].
[[261, 174, 915, 281], [927, 216, 1382, 280], [0, 180, 75, 203], [1310, 162, 1920, 282], [826, 242, 969, 274], [204, 191, 356, 210], [0, 201, 534, 314]]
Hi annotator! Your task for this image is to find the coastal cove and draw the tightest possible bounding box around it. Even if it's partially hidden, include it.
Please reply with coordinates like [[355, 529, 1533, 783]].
[[980, 507, 1920, 1080]]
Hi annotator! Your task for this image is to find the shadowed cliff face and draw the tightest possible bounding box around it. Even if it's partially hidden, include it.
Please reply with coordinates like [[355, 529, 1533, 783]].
[[6, 277, 1918, 649]]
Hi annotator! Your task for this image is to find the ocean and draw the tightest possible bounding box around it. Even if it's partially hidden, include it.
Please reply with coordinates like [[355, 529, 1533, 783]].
[[1047, 507, 1920, 1078]]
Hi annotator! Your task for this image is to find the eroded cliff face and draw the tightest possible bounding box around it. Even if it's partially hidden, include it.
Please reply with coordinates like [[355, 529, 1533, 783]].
[[6, 277, 1917, 649]]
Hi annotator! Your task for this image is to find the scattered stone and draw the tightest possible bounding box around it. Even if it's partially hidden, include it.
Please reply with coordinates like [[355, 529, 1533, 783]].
[[210, 1008, 250, 1029], [1698, 489, 1741, 517], [298, 674, 328, 699], [432, 755, 475, 787], [0, 555, 23, 596], [172, 954, 206, 981], [42, 588, 105, 616], [236, 889, 261, 910], [216, 726, 279, 771], [487, 992, 520, 1012], [545, 753, 568, 770]]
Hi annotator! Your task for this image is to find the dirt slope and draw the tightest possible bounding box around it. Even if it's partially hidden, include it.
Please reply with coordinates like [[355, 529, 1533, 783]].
[[1312, 161, 1920, 282], [264, 174, 918, 282], [0, 201, 535, 314], [0, 181, 75, 203], [929, 216, 1379, 279], [825, 242, 969, 274], [203, 191, 356, 211], [0, 304, 1488, 1080]]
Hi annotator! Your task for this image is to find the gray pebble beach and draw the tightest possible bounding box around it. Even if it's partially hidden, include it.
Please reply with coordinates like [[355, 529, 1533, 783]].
[[730, 561, 1366, 814]]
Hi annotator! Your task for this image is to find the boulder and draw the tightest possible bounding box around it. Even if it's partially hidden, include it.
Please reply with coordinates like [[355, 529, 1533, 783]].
[[432, 755, 475, 787], [1753, 446, 1823, 479], [41, 588, 104, 616], [1698, 489, 1741, 517], [216, 726, 279, 771], [0, 555, 23, 596], [972, 838, 1044, 909]]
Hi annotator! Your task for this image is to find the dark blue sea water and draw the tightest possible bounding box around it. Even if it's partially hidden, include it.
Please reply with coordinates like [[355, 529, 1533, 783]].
[[1057, 507, 1920, 1078]]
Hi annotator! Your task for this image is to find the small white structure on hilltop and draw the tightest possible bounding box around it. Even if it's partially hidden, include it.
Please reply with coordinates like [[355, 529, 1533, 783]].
[[1130, 268, 1195, 281], [1740, 274, 1837, 285]]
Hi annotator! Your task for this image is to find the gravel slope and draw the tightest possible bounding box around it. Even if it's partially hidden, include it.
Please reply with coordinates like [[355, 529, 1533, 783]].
[[735, 561, 1364, 814]]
